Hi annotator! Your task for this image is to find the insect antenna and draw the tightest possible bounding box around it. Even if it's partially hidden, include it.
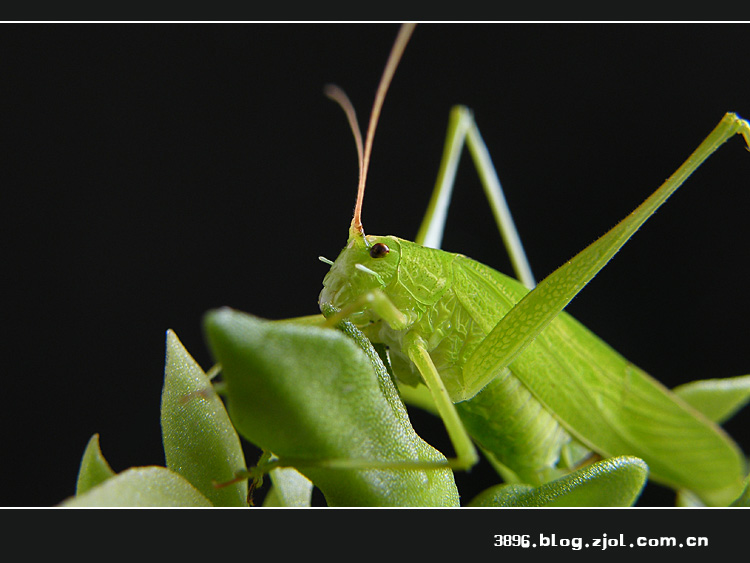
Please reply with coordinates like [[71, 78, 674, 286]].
[[324, 83, 365, 221], [325, 23, 416, 239]]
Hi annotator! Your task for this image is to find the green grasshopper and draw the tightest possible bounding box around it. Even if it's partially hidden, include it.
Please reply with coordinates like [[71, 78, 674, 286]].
[[316, 23, 750, 506]]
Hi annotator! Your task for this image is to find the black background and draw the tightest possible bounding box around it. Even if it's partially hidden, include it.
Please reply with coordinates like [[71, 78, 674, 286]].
[[3, 23, 749, 508]]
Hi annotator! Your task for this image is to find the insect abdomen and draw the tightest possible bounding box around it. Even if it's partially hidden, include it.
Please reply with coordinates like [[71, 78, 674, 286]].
[[455, 369, 573, 484]]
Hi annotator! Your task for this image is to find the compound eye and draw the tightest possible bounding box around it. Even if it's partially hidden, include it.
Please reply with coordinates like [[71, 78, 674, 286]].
[[369, 242, 390, 259]]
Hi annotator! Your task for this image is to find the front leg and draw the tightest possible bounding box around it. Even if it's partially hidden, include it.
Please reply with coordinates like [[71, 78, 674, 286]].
[[323, 288, 409, 330], [404, 331, 479, 471]]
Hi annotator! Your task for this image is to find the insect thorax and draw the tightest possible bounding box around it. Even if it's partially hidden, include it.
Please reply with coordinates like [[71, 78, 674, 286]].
[[363, 240, 523, 402]]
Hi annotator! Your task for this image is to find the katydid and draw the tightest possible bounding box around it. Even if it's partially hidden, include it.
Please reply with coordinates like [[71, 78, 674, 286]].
[[317, 23, 750, 506]]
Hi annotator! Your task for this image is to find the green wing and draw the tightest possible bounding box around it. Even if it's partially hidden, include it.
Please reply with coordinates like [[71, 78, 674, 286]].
[[454, 256, 745, 505], [517, 280, 745, 504]]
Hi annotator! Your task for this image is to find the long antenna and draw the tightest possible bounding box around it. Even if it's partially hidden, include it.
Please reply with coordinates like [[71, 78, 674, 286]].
[[324, 84, 365, 199], [327, 23, 416, 239], [355, 23, 416, 237]]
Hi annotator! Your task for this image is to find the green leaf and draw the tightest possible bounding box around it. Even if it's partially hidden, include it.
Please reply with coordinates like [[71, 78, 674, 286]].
[[61, 466, 213, 507], [468, 456, 648, 507], [204, 308, 459, 507], [673, 374, 750, 424], [161, 329, 248, 507], [75, 434, 116, 495], [263, 467, 314, 507], [730, 475, 750, 507]]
